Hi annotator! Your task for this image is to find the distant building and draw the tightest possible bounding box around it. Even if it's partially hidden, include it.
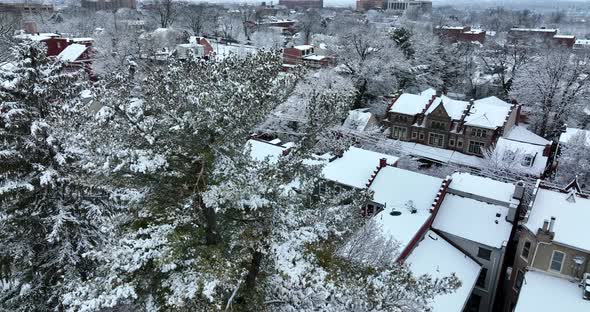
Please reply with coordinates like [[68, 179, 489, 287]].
[[81, 0, 136, 11], [282, 45, 334, 68], [384, 0, 432, 13], [278, 0, 322, 9], [574, 39, 590, 50], [0, 2, 53, 13], [355, 0, 384, 11], [508, 28, 576, 49], [435, 26, 486, 44]]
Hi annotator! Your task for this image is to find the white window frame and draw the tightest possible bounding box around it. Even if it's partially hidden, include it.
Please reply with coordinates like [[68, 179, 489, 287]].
[[392, 126, 407, 139], [428, 132, 445, 147], [468, 140, 485, 155], [520, 240, 531, 262], [549, 250, 566, 273], [521, 154, 534, 167]]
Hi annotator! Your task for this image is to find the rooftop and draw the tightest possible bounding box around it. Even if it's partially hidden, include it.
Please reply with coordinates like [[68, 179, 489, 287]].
[[449, 172, 520, 207], [389, 93, 428, 116], [322, 147, 399, 188], [505, 125, 550, 146], [492, 137, 549, 177], [245, 139, 288, 164], [515, 271, 590, 312], [407, 230, 481, 312], [433, 194, 512, 248], [425, 96, 469, 120], [464, 96, 512, 130], [370, 166, 443, 252], [57, 43, 88, 62], [293, 44, 314, 50], [524, 187, 590, 252], [342, 108, 375, 132], [559, 127, 590, 146]]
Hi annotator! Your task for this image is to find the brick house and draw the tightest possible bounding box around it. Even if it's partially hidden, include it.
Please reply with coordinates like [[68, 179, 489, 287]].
[[503, 180, 590, 311], [283, 45, 334, 68], [435, 26, 486, 44], [385, 88, 518, 157]]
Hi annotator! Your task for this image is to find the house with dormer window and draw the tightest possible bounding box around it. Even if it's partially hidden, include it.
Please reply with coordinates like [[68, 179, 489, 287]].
[[386, 88, 519, 157]]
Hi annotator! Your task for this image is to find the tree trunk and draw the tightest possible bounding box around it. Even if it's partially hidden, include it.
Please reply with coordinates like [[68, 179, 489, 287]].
[[202, 201, 220, 245], [245, 249, 263, 291], [354, 79, 367, 109]]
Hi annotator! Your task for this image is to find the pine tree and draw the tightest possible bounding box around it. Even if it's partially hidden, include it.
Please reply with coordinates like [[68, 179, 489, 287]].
[[0, 41, 116, 311]]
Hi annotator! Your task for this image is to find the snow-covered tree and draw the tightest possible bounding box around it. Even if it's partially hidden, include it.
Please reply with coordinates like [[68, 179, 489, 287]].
[[0, 41, 118, 311], [335, 20, 408, 107], [554, 132, 590, 189], [511, 49, 590, 138]]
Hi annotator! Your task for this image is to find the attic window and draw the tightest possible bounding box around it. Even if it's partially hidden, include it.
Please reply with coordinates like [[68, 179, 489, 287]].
[[521, 154, 533, 167]]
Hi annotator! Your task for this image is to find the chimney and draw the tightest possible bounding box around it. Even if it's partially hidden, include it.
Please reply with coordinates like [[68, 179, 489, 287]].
[[549, 216, 556, 233], [542, 219, 549, 232], [435, 90, 442, 97], [379, 158, 387, 168], [513, 181, 525, 199]]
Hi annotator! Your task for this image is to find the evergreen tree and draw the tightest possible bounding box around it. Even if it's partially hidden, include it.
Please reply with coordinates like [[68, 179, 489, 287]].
[[0, 41, 116, 311]]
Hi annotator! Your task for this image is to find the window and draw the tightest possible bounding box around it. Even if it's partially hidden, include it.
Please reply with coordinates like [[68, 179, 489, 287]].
[[521, 241, 531, 261], [395, 115, 409, 123], [457, 140, 463, 148], [449, 139, 455, 146], [550, 251, 565, 272], [392, 126, 407, 139], [412, 131, 417, 139], [419, 133, 425, 140], [470, 128, 488, 137], [521, 154, 534, 167], [430, 120, 447, 130], [365, 204, 375, 217], [514, 270, 525, 291], [469, 141, 486, 155], [465, 294, 481, 312], [428, 133, 445, 147], [478, 247, 492, 261], [476, 268, 488, 289]]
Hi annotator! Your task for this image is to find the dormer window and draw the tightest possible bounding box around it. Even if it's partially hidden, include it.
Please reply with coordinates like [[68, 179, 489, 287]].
[[521, 154, 534, 167]]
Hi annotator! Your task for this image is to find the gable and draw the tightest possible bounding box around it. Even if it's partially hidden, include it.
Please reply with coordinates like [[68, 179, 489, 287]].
[[430, 102, 451, 120]]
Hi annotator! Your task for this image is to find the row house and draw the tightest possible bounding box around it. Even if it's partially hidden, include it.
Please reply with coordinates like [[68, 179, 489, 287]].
[[504, 179, 590, 311], [246, 137, 528, 311], [385, 88, 518, 157], [434, 26, 486, 44], [432, 172, 523, 312]]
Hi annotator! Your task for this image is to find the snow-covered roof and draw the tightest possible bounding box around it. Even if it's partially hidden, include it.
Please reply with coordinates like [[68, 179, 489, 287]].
[[57, 43, 88, 62], [14, 32, 59, 41], [302, 54, 326, 61], [465, 29, 485, 34], [554, 35, 575, 39], [425, 96, 468, 120], [559, 127, 590, 146], [515, 271, 590, 312], [407, 230, 481, 312], [505, 125, 550, 146], [493, 137, 549, 176], [394, 140, 484, 168], [449, 172, 519, 207], [322, 147, 399, 188], [246, 139, 287, 164], [71, 37, 94, 42], [464, 96, 512, 129], [524, 188, 590, 252], [370, 167, 443, 252], [211, 43, 257, 60], [389, 93, 428, 115], [342, 108, 375, 132], [510, 28, 557, 32], [575, 39, 590, 45], [440, 26, 467, 30], [433, 194, 512, 248], [293, 44, 314, 50]]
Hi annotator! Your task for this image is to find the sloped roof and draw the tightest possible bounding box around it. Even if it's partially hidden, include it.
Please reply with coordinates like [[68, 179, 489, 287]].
[[464, 96, 512, 129], [58, 44, 88, 62], [407, 230, 481, 312]]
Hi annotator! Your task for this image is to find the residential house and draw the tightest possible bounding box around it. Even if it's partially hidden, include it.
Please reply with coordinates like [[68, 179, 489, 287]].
[[386, 88, 518, 157], [283, 45, 334, 68], [574, 39, 590, 50], [278, 0, 323, 9], [504, 180, 590, 311], [81, 0, 137, 10], [432, 172, 522, 312]]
